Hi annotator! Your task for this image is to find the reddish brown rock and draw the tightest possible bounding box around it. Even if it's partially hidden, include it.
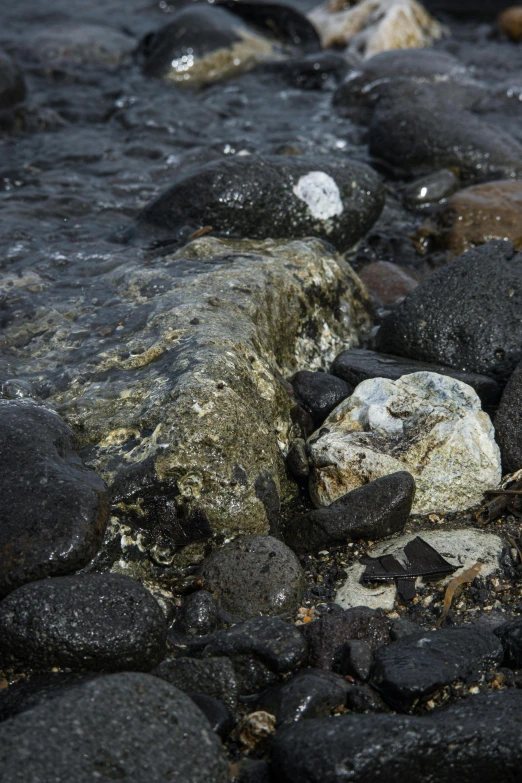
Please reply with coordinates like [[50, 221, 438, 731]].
[[415, 180, 522, 257], [498, 6, 522, 41], [358, 261, 418, 307]]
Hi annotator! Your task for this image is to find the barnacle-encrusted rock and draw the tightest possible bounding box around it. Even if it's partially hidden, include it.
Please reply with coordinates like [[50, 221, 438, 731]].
[[308, 372, 501, 514], [308, 0, 445, 57], [0, 237, 371, 572]]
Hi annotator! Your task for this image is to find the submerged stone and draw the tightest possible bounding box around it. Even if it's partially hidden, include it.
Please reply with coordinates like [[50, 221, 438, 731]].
[[130, 154, 384, 251], [357, 261, 418, 308], [376, 240, 522, 385], [0, 49, 26, 109], [0, 237, 371, 572], [30, 23, 135, 68], [0, 400, 109, 598]]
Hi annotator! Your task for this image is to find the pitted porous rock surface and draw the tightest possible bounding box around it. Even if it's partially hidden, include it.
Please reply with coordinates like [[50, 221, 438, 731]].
[[494, 360, 522, 473], [1, 236, 371, 573], [270, 690, 522, 783], [0, 673, 229, 783], [308, 372, 501, 514], [131, 154, 384, 251], [198, 535, 305, 621], [376, 241, 522, 386], [0, 573, 167, 672], [0, 399, 110, 598]]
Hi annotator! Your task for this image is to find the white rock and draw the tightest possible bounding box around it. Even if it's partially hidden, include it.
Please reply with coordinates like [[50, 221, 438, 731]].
[[293, 172, 344, 220], [308, 0, 445, 58], [308, 372, 501, 514], [336, 528, 504, 611]]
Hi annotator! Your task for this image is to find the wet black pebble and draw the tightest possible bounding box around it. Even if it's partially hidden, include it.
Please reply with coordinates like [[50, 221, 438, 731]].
[[0, 574, 167, 672], [198, 535, 305, 621], [176, 590, 219, 637], [255, 668, 349, 727], [494, 360, 522, 472], [372, 627, 503, 709], [376, 240, 522, 386], [203, 616, 308, 674], [303, 607, 390, 671], [284, 472, 414, 554], [0, 673, 229, 782], [270, 690, 522, 783], [291, 370, 352, 425], [494, 616, 522, 667], [389, 618, 424, 641], [187, 692, 235, 739], [332, 348, 501, 408], [340, 640, 373, 682], [152, 656, 239, 710], [259, 51, 350, 90], [286, 437, 310, 480], [0, 399, 110, 597], [129, 154, 384, 251], [0, 49, 26, 109], [344, 682, 389, 713], [369, 80, 522, 181]]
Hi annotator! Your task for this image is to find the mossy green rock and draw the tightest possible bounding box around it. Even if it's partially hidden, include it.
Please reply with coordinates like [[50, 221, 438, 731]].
[[1, 237, 371, 573]]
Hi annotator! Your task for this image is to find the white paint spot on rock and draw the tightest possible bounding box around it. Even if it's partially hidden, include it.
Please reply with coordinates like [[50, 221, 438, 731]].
[[335, 528, 504, 612], [293, 171, 344, 220]]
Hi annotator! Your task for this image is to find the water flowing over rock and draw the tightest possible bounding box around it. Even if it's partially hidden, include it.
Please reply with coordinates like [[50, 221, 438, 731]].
[[308, 372, 501, 514]]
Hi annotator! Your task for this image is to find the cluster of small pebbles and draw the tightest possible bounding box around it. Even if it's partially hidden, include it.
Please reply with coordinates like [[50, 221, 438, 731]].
[[3, 0, 522, 781]]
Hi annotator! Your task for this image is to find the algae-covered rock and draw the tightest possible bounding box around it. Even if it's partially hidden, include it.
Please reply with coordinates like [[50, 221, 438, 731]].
[[0, 237, 371, 573]]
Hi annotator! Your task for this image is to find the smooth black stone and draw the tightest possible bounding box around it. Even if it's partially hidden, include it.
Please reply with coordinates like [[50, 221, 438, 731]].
[[198, 535, 305, 621], [270, 690, 522, 783], [494, 617, 522, 668], [389, 619, 424, 642], [369, 81, 522, 181], [376, 241, 522, 387], [0, 49, 26, 109], [402, 169, 460, 206], [0, 574, 167, 672], [129, 154, 384, 251], [332, 348, 501, 407], [303, 607, 390, 671], [233, 654, 280, 696], [344, 682, 389, 713], [216, 0, 321, 52], [334, 49, 467, 110], [0, 399, 110, 598], [291, 370, 352, 425], [255, 669, 349, 727], [187, 692, 235, 739], [284, 472, 414, 554], [152, 656, 238, 710], [0, 673, 95, 723], [237, 759, 273, 783], [259, 51, 349, 89], [203, 616, 308, 674], [495, 361, 522, 472], [176, 590, 219, 637], [340, 640, 372, 682], [372, 627, 503, 708], [0, 673, 229, 782], [286, 438, 310, 480], [139, 5, 250, 78]]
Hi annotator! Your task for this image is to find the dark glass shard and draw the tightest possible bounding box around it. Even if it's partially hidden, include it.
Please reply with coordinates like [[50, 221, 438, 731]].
[[360, 536, 458, 601]]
